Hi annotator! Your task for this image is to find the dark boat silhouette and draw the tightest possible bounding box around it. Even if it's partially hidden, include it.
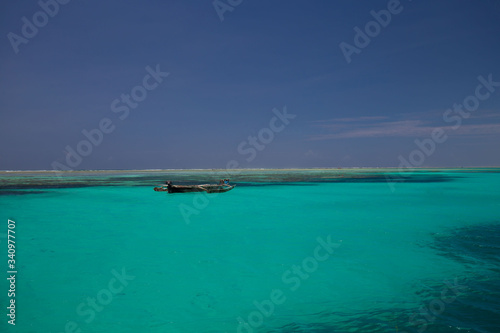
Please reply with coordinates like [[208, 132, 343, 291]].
[[154, 182, 235, 193]]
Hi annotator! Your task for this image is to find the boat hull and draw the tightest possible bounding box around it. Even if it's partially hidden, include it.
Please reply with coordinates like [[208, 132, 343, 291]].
[[201, 184, 235, 193], [154, 184, 235, 193]]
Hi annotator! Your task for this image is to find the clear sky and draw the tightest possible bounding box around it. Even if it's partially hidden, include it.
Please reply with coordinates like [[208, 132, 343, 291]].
[[1, 0, 499, 170]]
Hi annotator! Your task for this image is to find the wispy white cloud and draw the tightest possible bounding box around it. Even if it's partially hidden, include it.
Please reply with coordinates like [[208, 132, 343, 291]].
[[308, 114, 500, 141]]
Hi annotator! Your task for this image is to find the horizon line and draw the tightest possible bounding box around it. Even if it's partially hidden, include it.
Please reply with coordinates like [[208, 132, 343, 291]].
[[1, 166, 500, 173]]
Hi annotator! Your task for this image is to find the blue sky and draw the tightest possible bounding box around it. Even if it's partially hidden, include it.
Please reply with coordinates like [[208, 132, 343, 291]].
[[1, 0, 499, 170]]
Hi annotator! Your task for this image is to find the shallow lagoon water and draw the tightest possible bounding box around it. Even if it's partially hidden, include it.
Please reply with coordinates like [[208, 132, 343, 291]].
[[1, 169, 499, 332]]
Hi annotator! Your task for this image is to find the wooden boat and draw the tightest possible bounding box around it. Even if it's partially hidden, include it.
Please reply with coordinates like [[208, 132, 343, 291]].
[[154, 184, 235, 194]]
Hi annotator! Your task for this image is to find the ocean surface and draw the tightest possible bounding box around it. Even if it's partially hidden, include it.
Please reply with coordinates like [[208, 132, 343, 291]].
[[1, 168, 499, 333]]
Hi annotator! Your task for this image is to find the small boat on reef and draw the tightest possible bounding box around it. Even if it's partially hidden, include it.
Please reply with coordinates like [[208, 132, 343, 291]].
[[154, 179, 235, 194]]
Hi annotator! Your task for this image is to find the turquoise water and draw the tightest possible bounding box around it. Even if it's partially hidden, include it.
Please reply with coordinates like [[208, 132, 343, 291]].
[[1, 169, 499, 332]]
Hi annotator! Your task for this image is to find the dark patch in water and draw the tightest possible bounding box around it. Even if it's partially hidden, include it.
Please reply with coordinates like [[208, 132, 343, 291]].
[[0, 170, 463, 190], [235, 182, 317, 187], [0, 184, 91, 190], [325, 174, 458, 184], [431, 224, 500, 267], [269, 224, 500, 332], [0, 190, 49, 195], [235, 174, 458, 187]]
